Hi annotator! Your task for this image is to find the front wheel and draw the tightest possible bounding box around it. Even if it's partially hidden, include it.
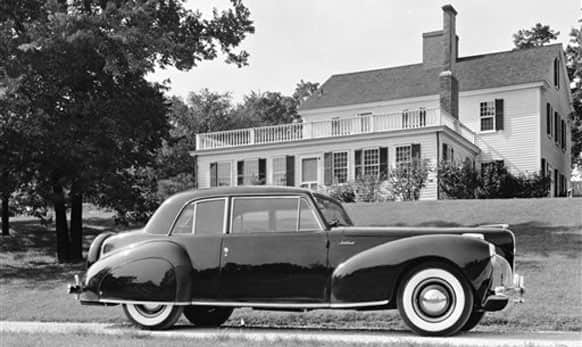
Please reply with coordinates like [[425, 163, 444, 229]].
[[122, 303, 183, 330], [183, 306, 233, 327], [397, 263, 474, 336]]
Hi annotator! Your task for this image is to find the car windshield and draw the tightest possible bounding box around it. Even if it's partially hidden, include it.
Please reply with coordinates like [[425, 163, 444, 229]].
[[313, 193, 353, 227]]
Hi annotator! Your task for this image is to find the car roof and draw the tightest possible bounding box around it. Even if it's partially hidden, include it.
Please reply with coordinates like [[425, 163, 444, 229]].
[[170, 185, 315, 203]]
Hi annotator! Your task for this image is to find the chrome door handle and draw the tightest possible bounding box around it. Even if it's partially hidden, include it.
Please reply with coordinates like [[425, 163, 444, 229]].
[[339, 240, 355, 246], [223, 247, 229, 257]]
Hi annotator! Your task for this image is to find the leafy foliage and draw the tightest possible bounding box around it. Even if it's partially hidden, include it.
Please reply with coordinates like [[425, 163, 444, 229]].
[[388, 159, 431, 201], [0, 0, 254, 260], [513, 23, 559, 49], [438, 160, 480, 199], [439, 161, 551, 199]]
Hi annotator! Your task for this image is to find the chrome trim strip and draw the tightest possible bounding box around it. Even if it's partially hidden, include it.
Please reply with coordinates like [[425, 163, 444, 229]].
[[96, 299, 389, 309]]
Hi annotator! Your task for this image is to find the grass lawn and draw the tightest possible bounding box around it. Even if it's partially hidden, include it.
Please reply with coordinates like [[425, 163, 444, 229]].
[[1, 199, 581, 332]]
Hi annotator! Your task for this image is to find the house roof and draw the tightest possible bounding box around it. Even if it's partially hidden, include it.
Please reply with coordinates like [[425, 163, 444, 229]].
[[299, 44, 563, 111]]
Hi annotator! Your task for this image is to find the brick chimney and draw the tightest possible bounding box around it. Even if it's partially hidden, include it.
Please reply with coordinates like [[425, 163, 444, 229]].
[[421, 4, 459, 119]]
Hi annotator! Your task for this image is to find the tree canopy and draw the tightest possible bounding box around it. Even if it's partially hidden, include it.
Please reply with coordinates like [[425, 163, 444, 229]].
[[0, 0, 254, 261], [513, 23, 560, 49]]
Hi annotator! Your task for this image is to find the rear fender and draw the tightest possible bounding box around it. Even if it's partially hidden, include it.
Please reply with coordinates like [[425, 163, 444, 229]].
[[82, 240, 193, 304], [331, 234, 493, 305], [86, 232, 115, 267]]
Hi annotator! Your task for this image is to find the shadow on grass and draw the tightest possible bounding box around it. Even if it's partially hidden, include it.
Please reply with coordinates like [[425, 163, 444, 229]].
[[0, 217, 143, 288]]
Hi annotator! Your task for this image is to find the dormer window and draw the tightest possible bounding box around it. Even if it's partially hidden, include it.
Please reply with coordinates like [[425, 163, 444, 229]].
[[553, 57, 560, 89]]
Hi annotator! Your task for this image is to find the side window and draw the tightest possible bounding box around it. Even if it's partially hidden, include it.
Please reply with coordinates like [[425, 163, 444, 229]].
[[194, 199, 225, 236], [172, 204, 195, 234], [231, 197, 300, 234], [299, 199, 320, 231]]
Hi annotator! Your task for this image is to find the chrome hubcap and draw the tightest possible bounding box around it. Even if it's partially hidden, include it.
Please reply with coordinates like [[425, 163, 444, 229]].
[[419, 286, 449, 316], [136, 304, 164, 316]]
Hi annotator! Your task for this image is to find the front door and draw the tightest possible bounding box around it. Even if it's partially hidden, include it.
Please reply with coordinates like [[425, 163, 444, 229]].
[[301, 157, 319, 190], [219, 196, 329, 303]]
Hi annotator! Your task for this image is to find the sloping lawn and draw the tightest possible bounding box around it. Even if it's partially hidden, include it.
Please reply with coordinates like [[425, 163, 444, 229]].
[[1, 198, 581, 332]]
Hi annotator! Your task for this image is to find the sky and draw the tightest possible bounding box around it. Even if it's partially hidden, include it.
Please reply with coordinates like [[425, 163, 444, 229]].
[[147, 0, 580, 103]]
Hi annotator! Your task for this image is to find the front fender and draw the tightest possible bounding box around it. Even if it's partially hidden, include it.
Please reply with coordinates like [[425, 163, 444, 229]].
[[81, 240, 193, 304], [331, 234, 493, 305]]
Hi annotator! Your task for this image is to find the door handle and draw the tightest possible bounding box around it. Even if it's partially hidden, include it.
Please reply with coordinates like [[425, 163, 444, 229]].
[[339, 240, 355, 246], [223, 247, 229, 257]]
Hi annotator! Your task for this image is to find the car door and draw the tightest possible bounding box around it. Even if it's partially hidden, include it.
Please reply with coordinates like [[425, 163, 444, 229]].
[[219, 195, 329, 303], [170, 197, 227, 300]]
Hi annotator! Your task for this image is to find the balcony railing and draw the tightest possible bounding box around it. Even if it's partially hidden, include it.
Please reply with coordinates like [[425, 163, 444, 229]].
[[196, 107, 476, 151]]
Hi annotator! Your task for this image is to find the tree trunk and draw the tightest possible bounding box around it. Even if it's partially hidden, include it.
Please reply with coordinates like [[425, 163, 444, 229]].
[[69, 189, 83, 262], [53, 183, 70, 262], [2, 193, 9, 237]]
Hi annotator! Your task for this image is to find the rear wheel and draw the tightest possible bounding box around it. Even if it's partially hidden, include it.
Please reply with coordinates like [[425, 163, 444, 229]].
[[397, 262, 474, 336], [122, 304, 183, 330], [461, 310, 485, 331], [183, 306, 233, 327]]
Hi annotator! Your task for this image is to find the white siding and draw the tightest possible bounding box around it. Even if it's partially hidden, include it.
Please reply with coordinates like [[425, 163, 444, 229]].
[[458, 87, 540, 174], [197, 131, 442, 200]]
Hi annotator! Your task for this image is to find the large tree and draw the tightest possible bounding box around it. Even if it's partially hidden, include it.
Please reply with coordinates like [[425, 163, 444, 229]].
[[513, 23, 559, 49], [0, 0, 254, 261]]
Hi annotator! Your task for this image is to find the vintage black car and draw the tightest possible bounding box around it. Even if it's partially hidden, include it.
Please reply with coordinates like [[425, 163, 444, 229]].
[[69, 186, 524, 336]]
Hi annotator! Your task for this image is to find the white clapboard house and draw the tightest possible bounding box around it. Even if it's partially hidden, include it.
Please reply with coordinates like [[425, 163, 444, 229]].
[[192, 4, 572, 200]]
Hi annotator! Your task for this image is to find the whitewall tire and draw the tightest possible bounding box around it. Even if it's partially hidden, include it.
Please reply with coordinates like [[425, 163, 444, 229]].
[[397, 263, 473, 336], [123, 303, 183, 330]]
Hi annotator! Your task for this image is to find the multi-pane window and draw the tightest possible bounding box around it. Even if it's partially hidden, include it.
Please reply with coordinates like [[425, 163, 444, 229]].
[[363, 149, 379, 176], [272, 157, 287, 186], [480, 101, 495, 131], [333, 152, 348, 183], [396, 146, 412, 168], [216, 162, 231, 186]]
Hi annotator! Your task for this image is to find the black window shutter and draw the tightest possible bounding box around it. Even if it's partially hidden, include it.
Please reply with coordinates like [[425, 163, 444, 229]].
[[258, 158, 266, 185], [210, 162, 218, 187], [546, 103, 551, 136], [554, 112, 559, 144], [562, 120, 566, 150], [541, 158, 546, 177], [354, 149, 362, 179], [324, 152, 333, 185], [379, 147, 388, 179], [495, 99, 504, 131], [286, 155, 295, 186], [442, 143, 448, 162], [411, 144, 421, 161], [237, 160, 244, 185]]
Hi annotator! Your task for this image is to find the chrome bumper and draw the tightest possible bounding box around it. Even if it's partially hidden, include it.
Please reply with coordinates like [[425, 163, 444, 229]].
[[494, 273, 525, 303], [490, 254, 525, 303], [67, 274, 83, 299]]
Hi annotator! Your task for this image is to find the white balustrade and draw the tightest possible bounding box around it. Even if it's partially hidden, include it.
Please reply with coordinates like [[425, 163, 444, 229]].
[[195, 107, 477, 150]]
